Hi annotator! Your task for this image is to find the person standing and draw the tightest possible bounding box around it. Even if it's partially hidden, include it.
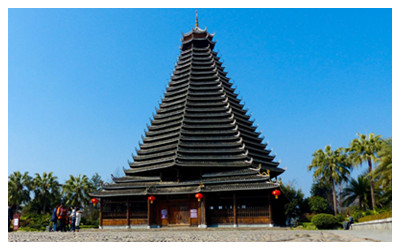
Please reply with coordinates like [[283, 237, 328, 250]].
[[51, 207, 58, 232], [8, 205, 13, 232], [57, 203, 68, 232], [69, 206, 76, 232], [75, 208, 82, 232]]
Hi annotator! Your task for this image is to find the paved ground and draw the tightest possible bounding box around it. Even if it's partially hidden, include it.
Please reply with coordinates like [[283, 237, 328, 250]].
[[7, 228, 392, 242]]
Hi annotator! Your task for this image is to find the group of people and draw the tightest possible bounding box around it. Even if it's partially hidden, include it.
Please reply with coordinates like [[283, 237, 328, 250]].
[[51, 203, 82, 232]]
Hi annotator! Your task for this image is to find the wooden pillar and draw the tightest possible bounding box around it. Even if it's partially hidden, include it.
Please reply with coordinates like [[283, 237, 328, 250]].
[[99, 199, 103, 229], [268, 192, 273, 226], [197, 199, 201, 226], [147, 200, 151, 229], [200, 196, 207, 228], [233, 193, 237, 227], [126, 199, 130, 228]]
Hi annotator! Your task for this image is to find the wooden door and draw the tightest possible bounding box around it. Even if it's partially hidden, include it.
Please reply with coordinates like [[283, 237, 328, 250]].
[[168, 203, 190, 225]]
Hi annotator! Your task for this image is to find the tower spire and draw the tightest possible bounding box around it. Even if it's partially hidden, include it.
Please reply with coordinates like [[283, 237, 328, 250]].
[[195, 10, 199, 28]]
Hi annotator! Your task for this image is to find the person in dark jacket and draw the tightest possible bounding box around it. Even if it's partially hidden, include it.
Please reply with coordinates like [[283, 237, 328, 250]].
[[8, 205, 13, 232], [51, 207, 58, 232]]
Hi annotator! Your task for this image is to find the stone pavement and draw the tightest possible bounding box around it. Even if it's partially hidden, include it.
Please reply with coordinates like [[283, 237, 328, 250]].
[[7, 228, 392, 242]]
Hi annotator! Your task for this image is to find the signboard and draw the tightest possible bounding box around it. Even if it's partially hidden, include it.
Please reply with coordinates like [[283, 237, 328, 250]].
[[190, 209, 197, 218], [13, 214, 20, 231], [161, 209, 168, 219]]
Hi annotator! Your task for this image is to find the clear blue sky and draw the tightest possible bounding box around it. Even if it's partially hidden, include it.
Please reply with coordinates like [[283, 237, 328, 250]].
[[8, 8, 392, 196]]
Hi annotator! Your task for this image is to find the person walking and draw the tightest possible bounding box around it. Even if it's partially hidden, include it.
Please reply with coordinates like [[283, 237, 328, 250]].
[[69, 206, 76, 232], [75, 208, 82, 232], [51, 207, 58, 232]]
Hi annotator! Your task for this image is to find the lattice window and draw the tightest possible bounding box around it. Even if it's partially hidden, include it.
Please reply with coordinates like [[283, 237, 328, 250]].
[[237, 198, 269, 217], [129, 201, 147, 219], [102, 202, 126, 219], [207, 199, 233, 218]]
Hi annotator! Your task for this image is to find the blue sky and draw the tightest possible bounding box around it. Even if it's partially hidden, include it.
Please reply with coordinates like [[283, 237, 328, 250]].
[[8, 8, 392, 196]]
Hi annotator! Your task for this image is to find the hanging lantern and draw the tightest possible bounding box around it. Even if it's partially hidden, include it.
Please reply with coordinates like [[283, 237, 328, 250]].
[[272, 189, 281, 199], [195, 193, 203, 202], [148, 196, 156, 204], [91, 198, 99, 206]]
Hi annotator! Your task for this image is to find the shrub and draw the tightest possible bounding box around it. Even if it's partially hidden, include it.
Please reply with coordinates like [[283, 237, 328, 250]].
[[358, 211, 392, 223], [311, 213, 339, 229], [297, 222, 317, 230], [351, 210, 365, 222], [19, 213, 52, 231], [334, 214, 346, 224]]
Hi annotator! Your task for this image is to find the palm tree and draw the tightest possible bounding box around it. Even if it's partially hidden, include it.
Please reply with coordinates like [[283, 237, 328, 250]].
[[308, 145, 352, 215], [374, 138, 392, 191], [32, 172, 60, 214], [347, 133, 384, 210], [62, 174, 92, 208], [341, 174, 370, 210], [8, 171, 32, 211]]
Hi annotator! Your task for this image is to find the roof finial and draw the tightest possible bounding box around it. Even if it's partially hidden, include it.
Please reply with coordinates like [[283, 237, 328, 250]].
[[195, 10, 199, 28]]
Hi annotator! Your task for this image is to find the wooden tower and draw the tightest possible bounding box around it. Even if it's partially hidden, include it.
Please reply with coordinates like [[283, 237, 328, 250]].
[[91, 23, 286, 229]]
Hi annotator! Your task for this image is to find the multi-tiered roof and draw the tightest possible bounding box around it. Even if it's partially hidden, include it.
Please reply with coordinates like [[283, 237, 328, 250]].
[[93, 25, 285, 198]]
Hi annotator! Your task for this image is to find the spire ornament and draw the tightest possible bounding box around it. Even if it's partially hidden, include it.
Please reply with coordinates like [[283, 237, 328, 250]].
[[195, 10, 199, 28]]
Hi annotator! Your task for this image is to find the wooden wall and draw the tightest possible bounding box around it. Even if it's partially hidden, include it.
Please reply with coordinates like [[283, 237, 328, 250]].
[[100, 191, 279, 228]]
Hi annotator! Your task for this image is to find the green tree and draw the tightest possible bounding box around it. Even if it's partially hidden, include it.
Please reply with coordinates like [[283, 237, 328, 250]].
[[308, 196, 331, 214], [31, 172, 60, 214], [90, 172, 104, 192], [347, 133, 384, 210], [341, 174, 370, 210], [62, 174, 92, 208], [8, 171, 32, 211], [308, 145, 351, 215], [280, 183, 307, 220], [310, 180, 334, 212]]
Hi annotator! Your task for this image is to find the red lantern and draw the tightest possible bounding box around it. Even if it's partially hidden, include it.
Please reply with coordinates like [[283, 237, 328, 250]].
[[272, 189, 281, 199], [91, 198, 98, 206], [148, 196, 156, 204], [195, 193, 203, 202]]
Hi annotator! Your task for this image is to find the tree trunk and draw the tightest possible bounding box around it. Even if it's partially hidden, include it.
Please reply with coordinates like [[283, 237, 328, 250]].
[[331, 178, 337, 215], [368, 158, 376, 210], [43, 202, 47, 215]]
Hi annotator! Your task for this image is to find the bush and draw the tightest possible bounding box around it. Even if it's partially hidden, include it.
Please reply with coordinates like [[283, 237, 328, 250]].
[[302, 213, 316, 222], [80, 207, 99, 227], [79, 225, 98, 229], [311, 213, 339, 229], [296, 222, 317, 230], [19, 213, 52, 231], [334, 214, 346, 224], [358, 211, 392, 223]]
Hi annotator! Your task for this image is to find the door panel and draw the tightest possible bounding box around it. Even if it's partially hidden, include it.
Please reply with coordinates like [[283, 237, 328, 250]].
[[169, 204, 190, 225]]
